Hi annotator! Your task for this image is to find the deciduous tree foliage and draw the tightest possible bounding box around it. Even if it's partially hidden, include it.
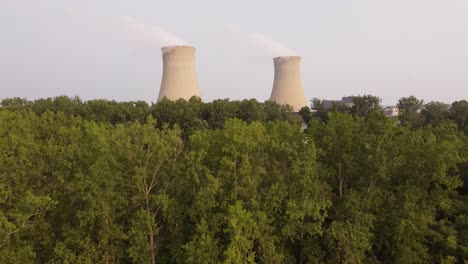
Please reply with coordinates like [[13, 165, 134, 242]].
[[397, 96, 425, 128], [0, 96, 467, 263]]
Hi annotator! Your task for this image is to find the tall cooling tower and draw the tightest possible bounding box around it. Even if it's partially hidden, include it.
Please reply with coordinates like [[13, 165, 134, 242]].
[[158, 46, 201, 101], [270, 56, 308, 111]]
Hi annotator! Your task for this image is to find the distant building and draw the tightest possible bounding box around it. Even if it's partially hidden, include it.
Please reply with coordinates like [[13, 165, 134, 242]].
[[319, 96, 400, 118], [341, 96, 354, 105], [322, 100, 342, 109], [322, 96, 355, 109], [384, 106, 399, 117]]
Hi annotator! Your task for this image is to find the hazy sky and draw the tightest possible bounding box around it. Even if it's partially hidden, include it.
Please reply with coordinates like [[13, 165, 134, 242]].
[[1, 0, 467, 105]]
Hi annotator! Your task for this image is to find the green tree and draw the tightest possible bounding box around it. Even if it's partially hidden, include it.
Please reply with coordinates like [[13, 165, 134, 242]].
[[351, 95, 383, 117], [183, 219, 220, 264], [421, 101, 450, 127], [0, 97, 29, 110], [298, 106, 312, 125], [113, 116, 183, 264], [397, 96, 424, 128], [325, 192, 375, 264], [223, 202, 258, 264], [450, 100, 468, 132]]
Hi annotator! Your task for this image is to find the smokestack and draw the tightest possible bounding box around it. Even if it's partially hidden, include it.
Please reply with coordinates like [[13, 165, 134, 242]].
[[158, 46, 201, 101], [270, 56, 308, 111]]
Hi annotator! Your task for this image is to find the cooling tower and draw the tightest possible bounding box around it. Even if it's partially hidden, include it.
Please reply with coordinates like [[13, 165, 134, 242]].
[[270, 56, 308, 111], [158, 46, 201, 101]]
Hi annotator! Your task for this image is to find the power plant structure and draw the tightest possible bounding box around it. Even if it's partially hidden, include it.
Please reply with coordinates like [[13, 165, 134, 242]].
[[158, 46, 201, 101], [157, 47, 309, 112], [270, 56, 308, 112]]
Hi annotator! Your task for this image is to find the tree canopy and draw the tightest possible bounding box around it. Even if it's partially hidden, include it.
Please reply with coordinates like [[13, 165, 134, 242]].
[[0, 95, 467, 263]]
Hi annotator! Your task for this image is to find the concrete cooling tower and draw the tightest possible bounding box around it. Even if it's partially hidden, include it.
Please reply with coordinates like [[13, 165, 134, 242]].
[[158, 46, 201, 101], [270, 56, 308, 111]]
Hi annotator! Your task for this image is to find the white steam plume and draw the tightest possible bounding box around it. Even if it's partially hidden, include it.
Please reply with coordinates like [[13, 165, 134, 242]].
[[250, 32, 297, 56], [226, 23, 297, 57], [123, 16, 188, 47]]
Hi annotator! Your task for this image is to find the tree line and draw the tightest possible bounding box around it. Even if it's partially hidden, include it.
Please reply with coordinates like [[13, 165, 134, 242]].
[[0, 95, 467, 263]]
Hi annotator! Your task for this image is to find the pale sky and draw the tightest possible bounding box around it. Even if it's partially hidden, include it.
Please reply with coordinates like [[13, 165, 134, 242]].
[[1, 0, 467, 105]]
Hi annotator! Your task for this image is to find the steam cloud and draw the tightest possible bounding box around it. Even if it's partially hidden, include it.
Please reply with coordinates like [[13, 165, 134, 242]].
[[250, 32, 297, 56], [123, 16, 188, 47], [227, 23, 297, 57]]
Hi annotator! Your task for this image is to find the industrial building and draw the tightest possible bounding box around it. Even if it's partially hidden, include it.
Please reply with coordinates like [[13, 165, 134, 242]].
[[154, 46, 412, 119], [157, 50, 309, 112], [322, 96, 355, 109], [158, 46, 201, 101], [270, 56, 308, 112]]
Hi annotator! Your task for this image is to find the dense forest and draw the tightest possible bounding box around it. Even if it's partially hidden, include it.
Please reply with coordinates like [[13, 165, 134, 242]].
[[0, 95, 467, 263]]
